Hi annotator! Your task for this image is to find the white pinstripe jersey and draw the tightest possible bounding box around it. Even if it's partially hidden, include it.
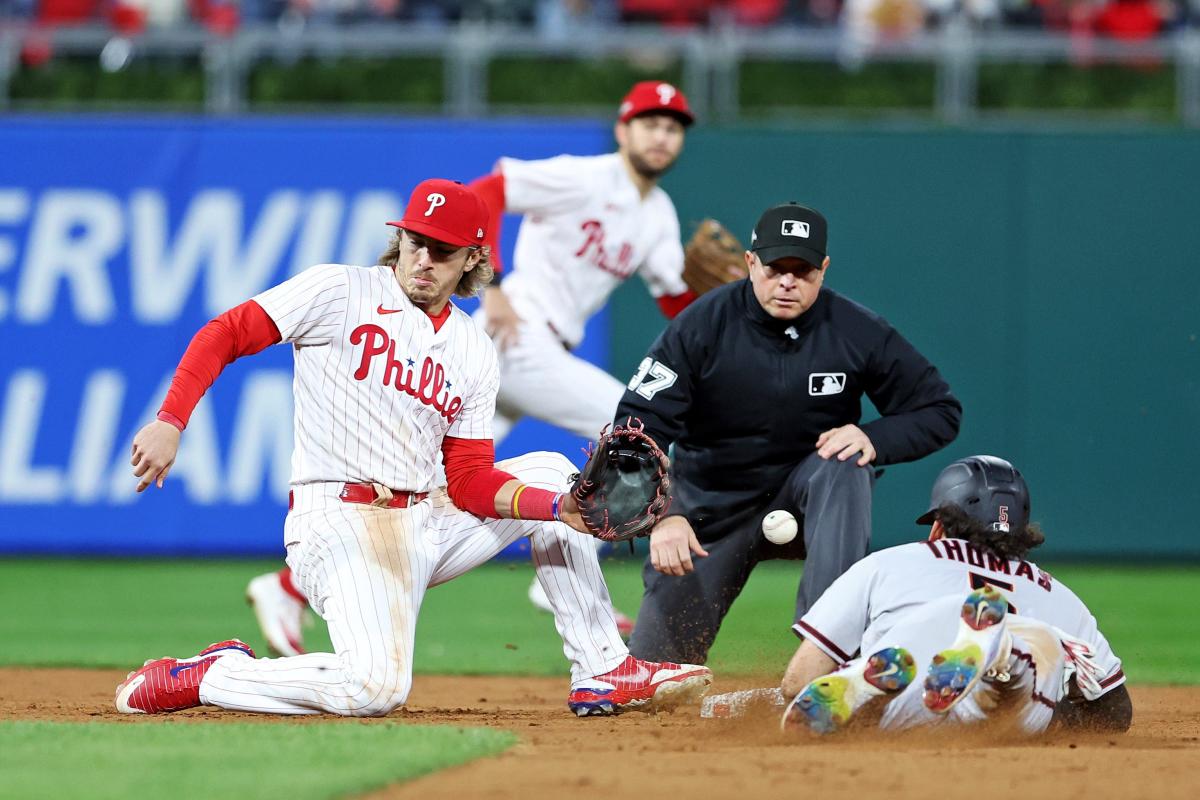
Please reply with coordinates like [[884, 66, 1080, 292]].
[[498, 152, 688, 348], [253, 264, 498, 491], [797, 540, 1125, 694]]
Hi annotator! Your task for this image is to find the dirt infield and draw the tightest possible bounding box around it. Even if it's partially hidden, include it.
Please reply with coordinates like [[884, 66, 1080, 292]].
[[3, 668, 1198, 799]]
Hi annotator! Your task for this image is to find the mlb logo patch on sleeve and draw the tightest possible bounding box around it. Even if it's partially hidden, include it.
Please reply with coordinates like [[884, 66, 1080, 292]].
[[809, 372, 846, 396]]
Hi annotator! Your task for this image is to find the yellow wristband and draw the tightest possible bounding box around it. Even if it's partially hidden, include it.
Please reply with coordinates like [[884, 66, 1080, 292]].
[[511, 485, 527, 519]]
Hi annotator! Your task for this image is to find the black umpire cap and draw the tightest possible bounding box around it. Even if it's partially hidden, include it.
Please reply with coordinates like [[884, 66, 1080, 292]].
[[750, 203, 828, 267]]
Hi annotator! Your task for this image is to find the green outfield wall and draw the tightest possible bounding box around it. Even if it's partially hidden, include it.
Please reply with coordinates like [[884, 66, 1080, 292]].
[[610, 126, 1200, 559]]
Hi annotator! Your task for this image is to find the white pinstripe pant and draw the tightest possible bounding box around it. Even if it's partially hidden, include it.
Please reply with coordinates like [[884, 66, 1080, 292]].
[[200, 451, 629, 716]]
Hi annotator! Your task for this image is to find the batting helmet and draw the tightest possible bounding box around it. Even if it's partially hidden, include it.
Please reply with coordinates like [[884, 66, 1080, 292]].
[[915, 455, 1029, 533]]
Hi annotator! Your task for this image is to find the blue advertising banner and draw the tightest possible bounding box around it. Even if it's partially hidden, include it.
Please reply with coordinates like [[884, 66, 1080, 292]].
[[0, 116, 613, 555]]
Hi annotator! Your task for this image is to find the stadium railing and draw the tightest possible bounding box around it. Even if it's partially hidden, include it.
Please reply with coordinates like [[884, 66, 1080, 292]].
[[1, 21, 1198, 125]]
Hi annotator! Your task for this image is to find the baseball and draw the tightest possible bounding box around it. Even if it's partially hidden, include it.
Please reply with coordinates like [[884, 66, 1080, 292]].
[[762, 510, 798, 545]]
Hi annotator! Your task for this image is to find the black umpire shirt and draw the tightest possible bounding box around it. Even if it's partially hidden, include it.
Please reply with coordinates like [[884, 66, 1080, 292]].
[[615, 281, 962, 540]]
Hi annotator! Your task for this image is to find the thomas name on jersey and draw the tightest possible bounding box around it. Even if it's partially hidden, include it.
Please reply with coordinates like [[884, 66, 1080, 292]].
[[923, 538, 1053, 593]]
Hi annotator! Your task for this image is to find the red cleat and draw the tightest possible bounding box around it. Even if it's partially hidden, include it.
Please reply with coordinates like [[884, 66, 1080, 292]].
[[568, 655, 712, 717], [115, 640, 255, 714]]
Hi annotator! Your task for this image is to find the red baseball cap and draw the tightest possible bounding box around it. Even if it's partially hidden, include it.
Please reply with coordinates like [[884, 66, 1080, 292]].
[[387, 179, 488, 248], [618, 81, 694, 127]]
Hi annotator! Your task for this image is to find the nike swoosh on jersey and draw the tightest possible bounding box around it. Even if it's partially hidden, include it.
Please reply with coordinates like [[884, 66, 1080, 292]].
[[377, 305, 403, 315]]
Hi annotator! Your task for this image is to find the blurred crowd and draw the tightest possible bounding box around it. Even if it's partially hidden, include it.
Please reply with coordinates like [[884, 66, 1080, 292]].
[[0, 0, 1193, 39]]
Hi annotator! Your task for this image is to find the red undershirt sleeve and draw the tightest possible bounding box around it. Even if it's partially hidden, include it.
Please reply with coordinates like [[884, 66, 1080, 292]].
[[442, 436, 516, 517], [656, 290, 698, 319], [158, 299, 282, 430], [468, 171, 507, 276], [441, 436, 562, 521]]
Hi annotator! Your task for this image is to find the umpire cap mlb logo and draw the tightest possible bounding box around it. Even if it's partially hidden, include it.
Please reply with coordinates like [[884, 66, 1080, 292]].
[[751, 203, 827, 267]]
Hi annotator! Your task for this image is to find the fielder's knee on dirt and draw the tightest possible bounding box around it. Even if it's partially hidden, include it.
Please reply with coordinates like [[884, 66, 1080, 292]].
[[338, 657, 412, 717]]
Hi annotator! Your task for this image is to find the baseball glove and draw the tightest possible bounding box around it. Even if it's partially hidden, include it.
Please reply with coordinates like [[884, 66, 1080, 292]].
[[683, 218, 749, 295], [570, 419, 671, 542]]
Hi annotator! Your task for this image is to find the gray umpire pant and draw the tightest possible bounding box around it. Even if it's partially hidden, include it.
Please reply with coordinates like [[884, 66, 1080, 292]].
[[627, 452, 874, 665]]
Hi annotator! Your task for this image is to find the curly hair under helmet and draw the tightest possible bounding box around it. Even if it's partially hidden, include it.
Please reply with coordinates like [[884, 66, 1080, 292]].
[[377, 230, 494, 299], [934, 504, 1046, 561]]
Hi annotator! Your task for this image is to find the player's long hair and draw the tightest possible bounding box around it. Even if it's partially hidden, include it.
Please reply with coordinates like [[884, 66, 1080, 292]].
[[377, 231, 494, 298], [935, 504, 1046, 560]]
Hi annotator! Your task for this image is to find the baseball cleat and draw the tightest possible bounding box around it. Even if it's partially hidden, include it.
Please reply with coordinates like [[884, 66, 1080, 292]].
[[568, 655, 712, 717], [781, 646, 916, 734], [923, 586, 1012, 714], [246, 571, 307, 657], [115, 639, 255, 714]]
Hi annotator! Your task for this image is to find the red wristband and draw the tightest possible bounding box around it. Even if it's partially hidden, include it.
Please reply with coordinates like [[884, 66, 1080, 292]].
[[513, 486, 557, 521]]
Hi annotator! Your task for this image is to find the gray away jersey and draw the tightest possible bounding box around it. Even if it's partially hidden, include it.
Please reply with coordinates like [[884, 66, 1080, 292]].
[[796, 539, 1125, 697]]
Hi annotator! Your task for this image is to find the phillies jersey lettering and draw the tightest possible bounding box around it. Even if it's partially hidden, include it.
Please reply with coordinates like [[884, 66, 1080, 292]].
[[254, 263, 497, 490], [575, 219, 636, 278], [350, 324, 464, 423], [497, 152, 687, 348]]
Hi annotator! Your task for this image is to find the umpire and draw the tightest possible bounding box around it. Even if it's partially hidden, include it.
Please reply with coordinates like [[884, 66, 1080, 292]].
[[619, 202, 962, 664]]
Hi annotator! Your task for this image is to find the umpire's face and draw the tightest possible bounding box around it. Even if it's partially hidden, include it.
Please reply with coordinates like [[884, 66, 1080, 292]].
[[747, 252, 829, 320]]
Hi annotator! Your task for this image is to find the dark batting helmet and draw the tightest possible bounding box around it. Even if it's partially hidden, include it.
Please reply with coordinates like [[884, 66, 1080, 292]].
[[915, 455, 1029, 533]]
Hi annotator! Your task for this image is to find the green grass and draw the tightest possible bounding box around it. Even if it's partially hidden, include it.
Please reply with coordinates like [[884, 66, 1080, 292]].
[[0, 721, 514, 800], [0, 558, 1195, 683]]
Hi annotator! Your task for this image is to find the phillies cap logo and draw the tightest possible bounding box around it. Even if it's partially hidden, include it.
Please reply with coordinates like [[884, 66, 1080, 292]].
[[424, 193, 446, 217], [656, 83, 677, 105], [781, 220, 810, 238]]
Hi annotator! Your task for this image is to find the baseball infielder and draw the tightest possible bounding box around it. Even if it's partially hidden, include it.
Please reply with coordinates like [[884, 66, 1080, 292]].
[[245, 81, 700, 645], [115, 179, 712, 718], [778, 456, 1131, 735], [469, 80, 699, 620]]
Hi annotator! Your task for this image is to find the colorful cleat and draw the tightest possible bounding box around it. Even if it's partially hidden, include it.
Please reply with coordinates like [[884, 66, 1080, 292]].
[[568, 655, 712, 717], [246, 571, 307, 657], [923, 586, 1011, 714], [781, 646, 916, 734], [115, 639, 255, 714]]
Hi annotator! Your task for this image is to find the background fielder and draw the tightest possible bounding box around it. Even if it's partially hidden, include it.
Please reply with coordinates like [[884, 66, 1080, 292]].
[[780, 455, 1131, 735], [469, 81, 708, 624], [116, 178, 712, 718], [469, 79, 698, 444]]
